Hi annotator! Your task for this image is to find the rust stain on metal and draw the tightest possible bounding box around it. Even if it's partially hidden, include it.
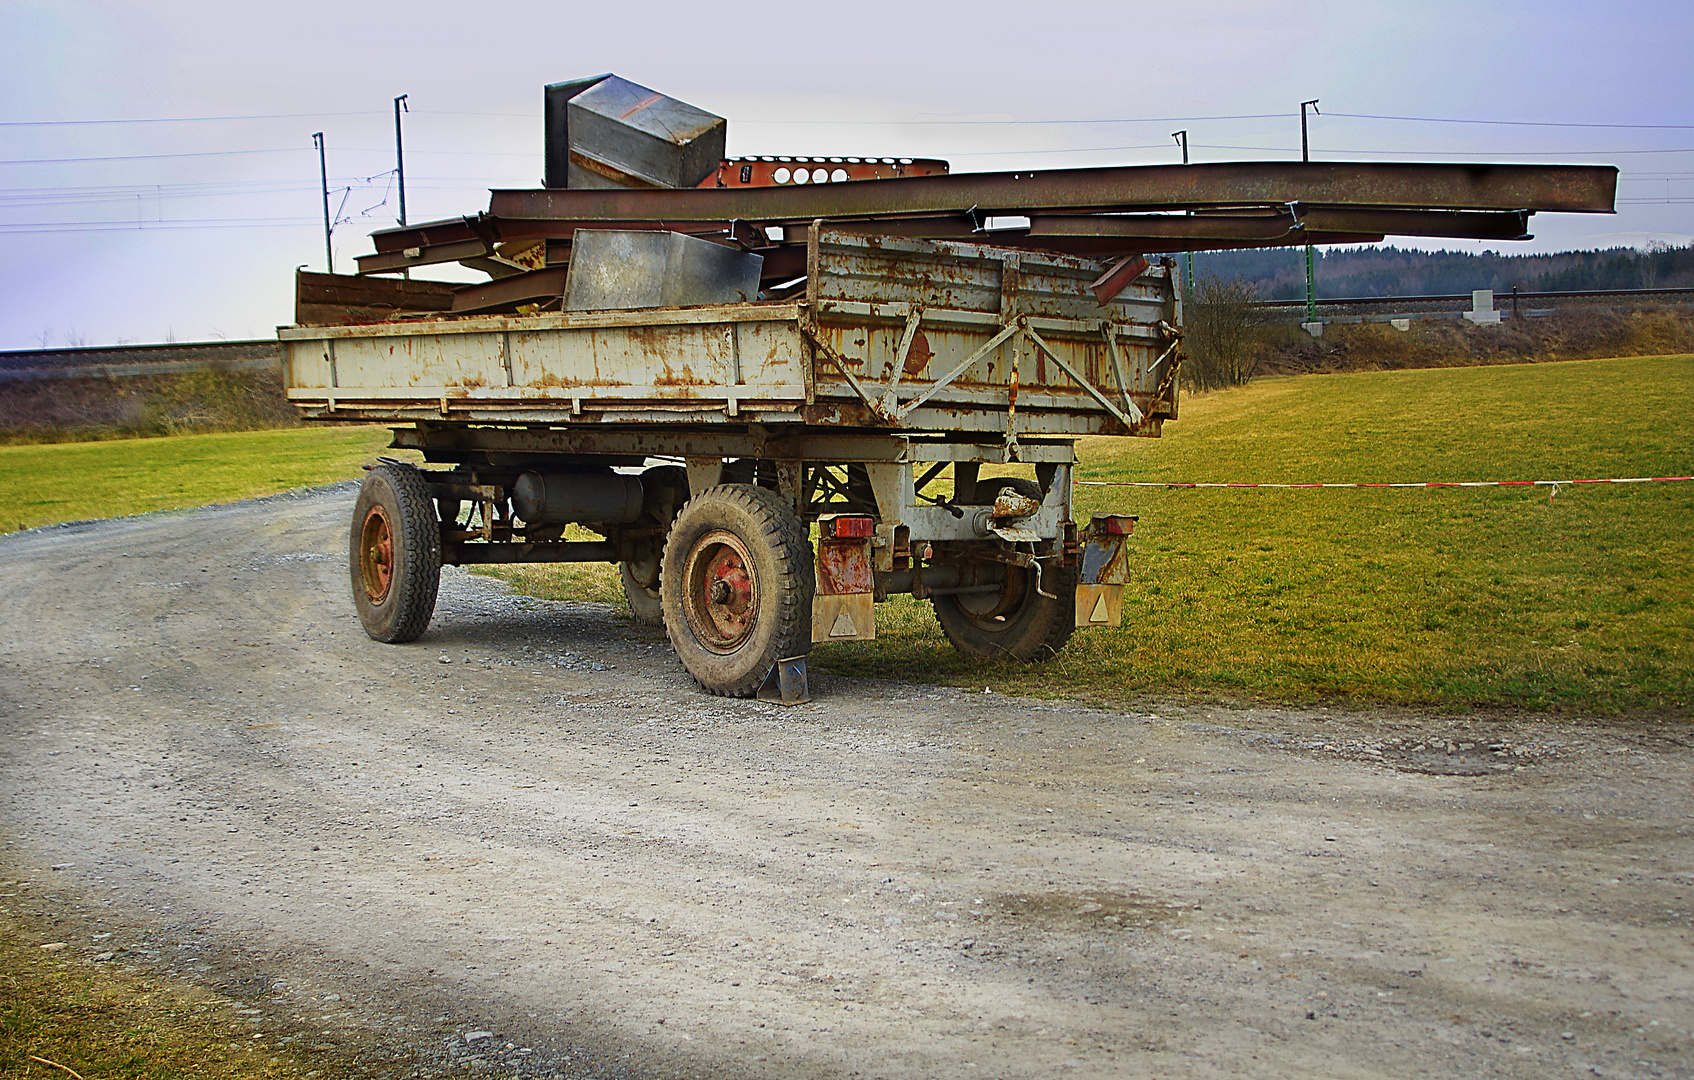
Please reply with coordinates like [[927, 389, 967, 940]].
[[992, 491, 1041, 519], [817, 540, 874, 596], [653, 364, 708, 388], [903, 331, 932, 377]]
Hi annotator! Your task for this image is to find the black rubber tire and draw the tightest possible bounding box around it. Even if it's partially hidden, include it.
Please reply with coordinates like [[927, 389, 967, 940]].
[[932, 476, 1076, 662], [620, 465, 689, 627], [350, 462, 442, 643], [660, 483, 814, 697], [621, 560, 666, 626]]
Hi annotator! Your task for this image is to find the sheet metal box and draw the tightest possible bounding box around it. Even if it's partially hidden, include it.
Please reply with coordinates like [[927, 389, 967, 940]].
[[563, 230, 762, 311], [547, 74, 726, 191]]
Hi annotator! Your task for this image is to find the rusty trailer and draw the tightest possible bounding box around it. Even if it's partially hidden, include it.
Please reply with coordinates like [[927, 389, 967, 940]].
[[286, 73, 1617, 701], [283, 228, 1174, 700]]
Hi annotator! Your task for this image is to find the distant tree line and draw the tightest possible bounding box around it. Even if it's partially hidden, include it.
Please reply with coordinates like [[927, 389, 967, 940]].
[[1194, 242, 1694, 301]]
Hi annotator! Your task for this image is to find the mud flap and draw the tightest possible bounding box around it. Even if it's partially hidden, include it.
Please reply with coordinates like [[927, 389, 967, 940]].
[[812, 592, 876, 642], [813, 515, 876, 643], [1074, 583, 1124, 628]]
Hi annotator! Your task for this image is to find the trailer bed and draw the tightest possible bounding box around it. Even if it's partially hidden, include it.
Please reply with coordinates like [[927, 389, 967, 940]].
[[281, 230, 1180, 438]]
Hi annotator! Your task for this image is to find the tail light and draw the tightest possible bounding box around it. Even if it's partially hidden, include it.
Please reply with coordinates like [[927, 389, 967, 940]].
[[822, 515, 875, 539]]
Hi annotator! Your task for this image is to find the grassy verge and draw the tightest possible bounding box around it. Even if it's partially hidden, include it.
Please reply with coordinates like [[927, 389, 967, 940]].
[[0, 426, 408, 534], [0, 370, 301, 446], [0, 912, 355, 1080], [821, 354, 1693, 714], [1257, 307, 1694, 376]]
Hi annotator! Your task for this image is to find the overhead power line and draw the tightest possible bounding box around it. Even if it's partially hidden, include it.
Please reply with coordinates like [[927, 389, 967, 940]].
[[0, 111, 384, 128], [0, 218, 320, 233], [0, 147, 306, 165], [0, 146, 540, 166], [8, 107, 1691, 131], [737, 113, 1291, 126], [1327, 112, 1694, 131], [741, 113, 1694, 130]]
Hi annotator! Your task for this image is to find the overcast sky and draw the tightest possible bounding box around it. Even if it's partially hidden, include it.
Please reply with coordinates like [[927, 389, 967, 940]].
[[2, 0, 1689, 349]]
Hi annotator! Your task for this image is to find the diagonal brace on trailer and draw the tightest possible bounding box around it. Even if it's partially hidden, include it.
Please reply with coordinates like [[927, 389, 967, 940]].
[[1021, 322, 1142, 430], [890, 321, 1021, 423], [875, 305, 928, 418], [1101, 327, 1146, 425], [803, 326, 885, 415], [814, 312, 1162, 430]]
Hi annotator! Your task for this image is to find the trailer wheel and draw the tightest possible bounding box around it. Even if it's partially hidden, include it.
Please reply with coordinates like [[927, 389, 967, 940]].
[[621, 559, 665, 625], [933, 477, 1075, 662], [933, 561, 1076, 662], [620, 465, 689, 627], [350, 462, 441, 643], [660, 484, 814, 697]]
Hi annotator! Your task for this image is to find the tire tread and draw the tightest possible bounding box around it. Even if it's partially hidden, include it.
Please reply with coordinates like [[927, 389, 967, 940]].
[[661, 484, 813, 697], [351, 462, 441, 644]]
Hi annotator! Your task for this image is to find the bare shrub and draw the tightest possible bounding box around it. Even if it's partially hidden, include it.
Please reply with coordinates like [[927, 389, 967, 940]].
[[1183, 273, 1265, 391]]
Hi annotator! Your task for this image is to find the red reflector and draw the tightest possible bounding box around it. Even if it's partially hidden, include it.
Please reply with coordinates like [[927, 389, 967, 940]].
[[1095, 514, 1136, 536], [831, 515, 875, 538]]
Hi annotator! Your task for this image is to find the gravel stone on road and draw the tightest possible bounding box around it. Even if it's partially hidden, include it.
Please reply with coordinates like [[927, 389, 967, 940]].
[[0, 483, 1689, 1078]]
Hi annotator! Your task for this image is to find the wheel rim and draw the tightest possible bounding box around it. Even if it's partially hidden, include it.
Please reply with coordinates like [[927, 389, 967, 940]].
[[955, 566, 1028, 625], [359, 504, 396, 604], [681, 529, 757, 653]]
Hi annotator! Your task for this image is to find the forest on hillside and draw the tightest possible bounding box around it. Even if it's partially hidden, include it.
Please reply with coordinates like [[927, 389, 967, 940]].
[[1193, 242, 1694, 300]]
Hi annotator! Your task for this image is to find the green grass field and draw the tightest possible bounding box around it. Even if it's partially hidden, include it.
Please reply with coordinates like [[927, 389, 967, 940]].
[[0, 426, 405, 534], [487, 355, 1691, 715], [821, 354, 1694, 714]]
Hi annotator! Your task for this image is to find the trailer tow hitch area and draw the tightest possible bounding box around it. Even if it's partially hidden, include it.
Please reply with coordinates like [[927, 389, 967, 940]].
[[983, 489, 1043, 544], [1076, 513, 1136, 627]]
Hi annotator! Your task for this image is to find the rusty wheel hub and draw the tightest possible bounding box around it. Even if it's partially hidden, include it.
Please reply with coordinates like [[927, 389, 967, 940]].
[[682, 529, 757, 652], [359, 505, 396, 604]]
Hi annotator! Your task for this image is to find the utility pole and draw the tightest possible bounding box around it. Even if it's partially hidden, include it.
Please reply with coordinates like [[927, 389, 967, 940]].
[[394, 95, 409, 278], [313, 132, 332, 274], [1172, 130, 1195, 296], [393, 95, 409, 228], [1300, 99, 1320, 326]]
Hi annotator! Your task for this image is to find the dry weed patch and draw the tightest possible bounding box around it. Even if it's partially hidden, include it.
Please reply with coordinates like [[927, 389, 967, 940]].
[[0, 912, 358, 1080]]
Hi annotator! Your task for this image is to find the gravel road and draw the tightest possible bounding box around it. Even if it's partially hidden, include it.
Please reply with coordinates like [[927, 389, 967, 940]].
[[1, 483, 1689, 1079]]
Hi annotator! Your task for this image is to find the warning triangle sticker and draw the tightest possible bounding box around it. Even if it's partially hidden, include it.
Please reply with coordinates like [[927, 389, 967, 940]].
[[1089, 594, 1110, 623], [829, 611, 859, 637]]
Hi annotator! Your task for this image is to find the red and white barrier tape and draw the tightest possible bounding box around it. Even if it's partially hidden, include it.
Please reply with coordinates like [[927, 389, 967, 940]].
[[1076, 476, 1692, 489]]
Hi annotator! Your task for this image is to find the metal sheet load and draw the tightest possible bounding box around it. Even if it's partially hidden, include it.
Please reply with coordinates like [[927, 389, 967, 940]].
[[544, 74, 727, 191], [512, 471, 645, 525], [563, 230, 763, 311]]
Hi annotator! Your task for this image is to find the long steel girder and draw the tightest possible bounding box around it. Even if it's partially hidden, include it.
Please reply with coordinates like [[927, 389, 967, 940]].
[[354, 218, 1397, 274], [486, 161, 1616, 221], [356, 160, 1615, 275]]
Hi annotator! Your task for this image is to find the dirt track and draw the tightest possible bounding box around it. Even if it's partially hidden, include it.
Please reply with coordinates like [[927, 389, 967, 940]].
[[0, 483, 1690, 1079]]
